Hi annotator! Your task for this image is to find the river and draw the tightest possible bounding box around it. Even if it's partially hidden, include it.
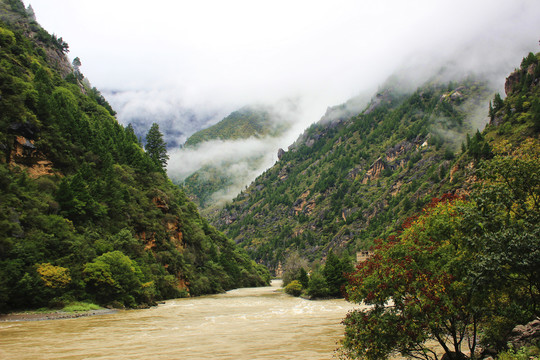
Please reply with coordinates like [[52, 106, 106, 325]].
[[0, 280, 360, 359]]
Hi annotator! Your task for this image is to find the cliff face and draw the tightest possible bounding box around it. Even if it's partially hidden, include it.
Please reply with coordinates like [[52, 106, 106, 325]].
[[492, 52, 540, 136], [505, 62, 538, 96], [8, 135, 54, 177], [0, 0, 72, 77]]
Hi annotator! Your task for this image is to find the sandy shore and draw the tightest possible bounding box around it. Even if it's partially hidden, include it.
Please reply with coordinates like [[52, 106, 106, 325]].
[[0, 308, 118, 322]]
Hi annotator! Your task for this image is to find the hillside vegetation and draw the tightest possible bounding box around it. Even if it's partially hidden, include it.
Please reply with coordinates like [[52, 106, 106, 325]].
[[212, 73, 497, 271], [181, 105, 290, 210], [183, 106, 284, 147], [0, 0, 269, 312]]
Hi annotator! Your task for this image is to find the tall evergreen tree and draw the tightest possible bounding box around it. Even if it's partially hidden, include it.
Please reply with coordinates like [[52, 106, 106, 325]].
[[145, 123, 169, 171]]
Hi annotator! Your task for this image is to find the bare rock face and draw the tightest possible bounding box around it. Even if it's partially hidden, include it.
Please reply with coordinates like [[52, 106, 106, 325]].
[[7, 135, 54, 177], [505, 70, 521, 96], [362, 157, 387, 183], [386, 140, 414, 162], [505, 63, 538, 96], [44, 46, 72, 78], [508, 318, 540, 350]]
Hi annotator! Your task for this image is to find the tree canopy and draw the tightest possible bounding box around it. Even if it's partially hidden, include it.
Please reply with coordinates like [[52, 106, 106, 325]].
[[145, 122, 169, 171]]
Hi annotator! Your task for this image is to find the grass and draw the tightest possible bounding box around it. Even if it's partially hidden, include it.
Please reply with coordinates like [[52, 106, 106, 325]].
[[61, 302, 101, 313], [6, 302, 102, 315]]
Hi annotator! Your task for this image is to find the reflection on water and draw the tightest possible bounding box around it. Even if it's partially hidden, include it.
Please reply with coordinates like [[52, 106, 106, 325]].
[[0, 280, 359, 359]]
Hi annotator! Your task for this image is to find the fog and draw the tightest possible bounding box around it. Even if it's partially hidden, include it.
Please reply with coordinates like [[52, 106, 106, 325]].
[[168, 99, 324, 205], [24, 0, 540, 203]]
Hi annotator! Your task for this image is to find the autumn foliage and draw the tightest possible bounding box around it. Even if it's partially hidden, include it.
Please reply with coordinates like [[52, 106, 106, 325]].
[[342, 195, 478, 360]]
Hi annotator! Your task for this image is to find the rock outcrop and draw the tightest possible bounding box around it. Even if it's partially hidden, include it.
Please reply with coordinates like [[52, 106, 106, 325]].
[[6, 135, 54, 177], [505, 63, 537, 96], [505, 70, 521, 96], [362, 157, 387, 183], [508, 318, 540, 350]]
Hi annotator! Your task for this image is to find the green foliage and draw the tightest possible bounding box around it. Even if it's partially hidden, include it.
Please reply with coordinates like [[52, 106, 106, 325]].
[[83, 251, 145, 307], [0, 13, 269, 312], [183, 106, 282, 147], [497, 346, 540, 360], [181, 105, 289, 210], [342, 139, 540, 359], [281, 251, 308, 287], [466, 130, 492, 160], [343, 195, 480, 360], [284, 280, 302, 297], [306, 271, 330, 298], [61, 301, 101, 312], [322, 251, 354, 297], [298, 267, 309, 288], [460, 139, 540, 348]]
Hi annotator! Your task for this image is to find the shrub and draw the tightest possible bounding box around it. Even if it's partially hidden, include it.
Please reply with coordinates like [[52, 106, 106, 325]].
[[284, 280, 302, 297]]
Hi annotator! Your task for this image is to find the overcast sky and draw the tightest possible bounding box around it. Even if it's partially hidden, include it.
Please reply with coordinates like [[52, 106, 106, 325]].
[[25, 0, 539, 110], [22, 0, 539, 202]]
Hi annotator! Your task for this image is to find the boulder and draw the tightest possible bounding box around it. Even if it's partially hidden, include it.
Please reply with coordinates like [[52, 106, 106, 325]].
[[508, 317, 540, 349]]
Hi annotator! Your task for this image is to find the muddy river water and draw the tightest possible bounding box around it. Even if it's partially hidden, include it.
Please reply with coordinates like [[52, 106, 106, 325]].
[[0, 280, 360, 359]]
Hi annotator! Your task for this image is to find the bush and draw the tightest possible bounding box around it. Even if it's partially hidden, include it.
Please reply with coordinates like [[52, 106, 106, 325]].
[[83, 251, 145, 306], [498, 346, 539, 360], [284, 280, 302, 297]]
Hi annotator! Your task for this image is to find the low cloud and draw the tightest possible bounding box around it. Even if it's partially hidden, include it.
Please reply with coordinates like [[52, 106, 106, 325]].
[[168, 137, 281, 205], [167, 98, 315, 179], [103, 89, 230, 148], [28, 0, 540, 124], [25, 0, 540, 204]]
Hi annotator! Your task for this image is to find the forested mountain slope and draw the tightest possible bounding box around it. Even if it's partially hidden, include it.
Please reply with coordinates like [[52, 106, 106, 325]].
[[212, 73, 502, 272], [183, 105, 287, 147], [181, 105, 290, 211], [0, 0, 269, 312]]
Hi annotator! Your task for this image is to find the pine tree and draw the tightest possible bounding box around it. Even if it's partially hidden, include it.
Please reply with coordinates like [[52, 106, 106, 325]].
[[145, 123, 169, 171]]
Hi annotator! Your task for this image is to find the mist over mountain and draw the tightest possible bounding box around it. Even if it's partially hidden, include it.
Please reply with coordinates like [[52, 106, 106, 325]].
[[168, 100, 307, 209], [24, 1, 540, 176], [103, 89, 229, 149]]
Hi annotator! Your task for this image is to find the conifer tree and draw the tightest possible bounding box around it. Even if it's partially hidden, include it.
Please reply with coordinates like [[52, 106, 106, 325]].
[[145, 123, 169, 171]]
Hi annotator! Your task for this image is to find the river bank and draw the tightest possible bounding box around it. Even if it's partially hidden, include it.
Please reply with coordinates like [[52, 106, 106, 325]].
[[0, 308, 118, 322]]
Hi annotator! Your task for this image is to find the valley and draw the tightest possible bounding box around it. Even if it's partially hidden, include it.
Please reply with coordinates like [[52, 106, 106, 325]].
[[0, 1, 539, 359]]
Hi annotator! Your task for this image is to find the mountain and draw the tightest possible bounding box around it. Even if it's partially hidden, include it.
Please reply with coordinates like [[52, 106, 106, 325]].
[[211, 72, 504, 272], [183, 105, 288, 147], [178, 105, 291, 211], [0, 0, 269, 312]]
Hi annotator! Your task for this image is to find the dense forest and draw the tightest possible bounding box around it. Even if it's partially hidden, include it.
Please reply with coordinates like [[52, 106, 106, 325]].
[[0, 0, 269, 312]]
